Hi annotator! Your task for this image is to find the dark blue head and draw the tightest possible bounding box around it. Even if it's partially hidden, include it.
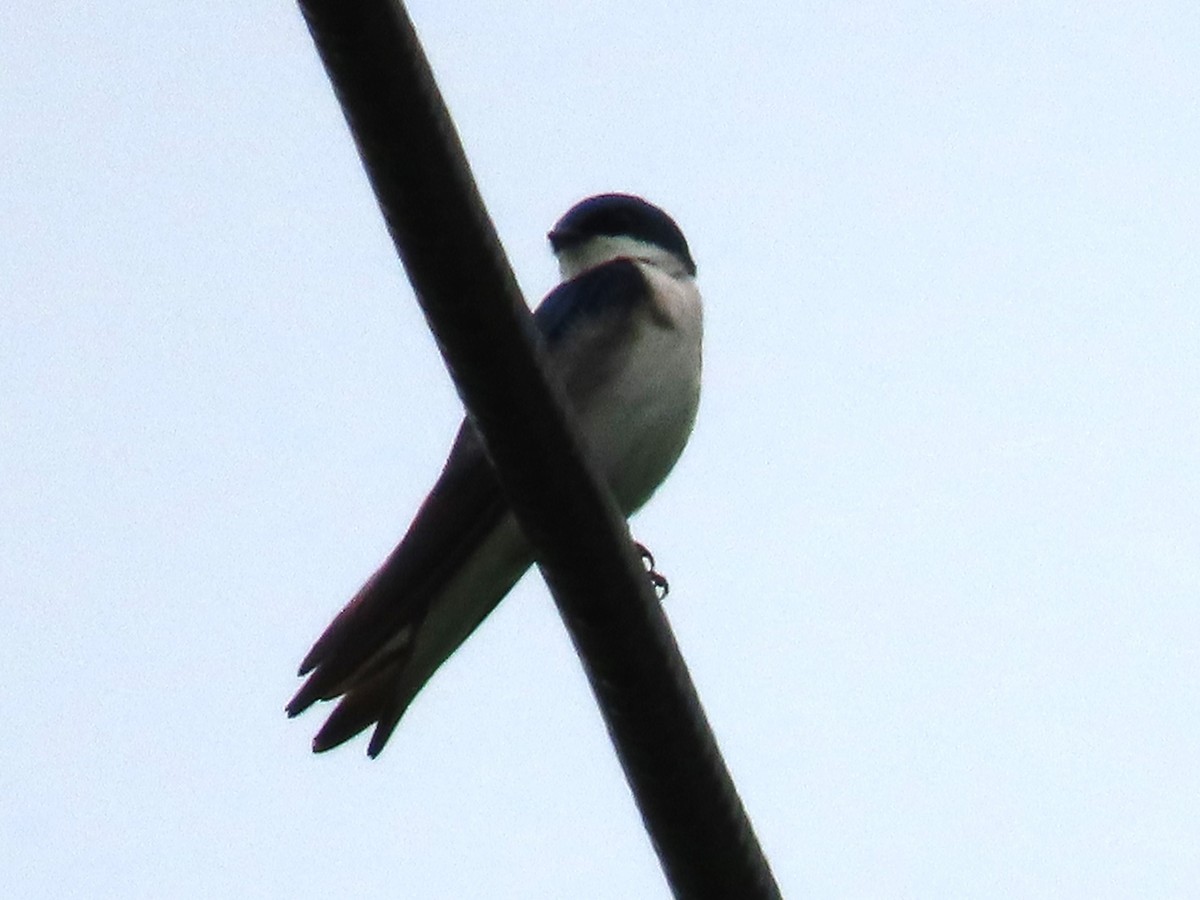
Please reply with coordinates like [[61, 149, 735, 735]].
[[548, 193, 696, 277]]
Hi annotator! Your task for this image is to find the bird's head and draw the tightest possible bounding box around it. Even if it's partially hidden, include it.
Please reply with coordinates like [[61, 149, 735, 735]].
[[548, 193, 696, 281]]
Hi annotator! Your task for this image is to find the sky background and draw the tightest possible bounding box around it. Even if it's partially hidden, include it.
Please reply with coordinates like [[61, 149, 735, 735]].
[[4, 2, 1199, 897]]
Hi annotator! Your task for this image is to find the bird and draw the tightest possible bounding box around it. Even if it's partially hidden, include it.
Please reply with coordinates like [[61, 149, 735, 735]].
[[286, 193, 703, 758]]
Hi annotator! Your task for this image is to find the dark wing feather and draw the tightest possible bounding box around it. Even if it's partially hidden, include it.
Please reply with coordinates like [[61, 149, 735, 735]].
[[535, 259, 650, 406], [286, 422, 505, 720], [535, 258, 647, 347], [288, 259, 651, 755]]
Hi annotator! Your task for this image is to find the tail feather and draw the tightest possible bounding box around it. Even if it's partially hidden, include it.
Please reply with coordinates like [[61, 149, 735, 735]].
[[311, 662, 407, 754], [285, 678, 324, 719]]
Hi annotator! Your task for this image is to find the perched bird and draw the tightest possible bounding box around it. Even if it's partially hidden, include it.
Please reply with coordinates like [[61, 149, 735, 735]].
[[287, 194, 703, 757]]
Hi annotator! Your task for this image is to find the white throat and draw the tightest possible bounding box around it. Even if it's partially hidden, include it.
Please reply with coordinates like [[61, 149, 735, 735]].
[[556, 234, 691, 282]]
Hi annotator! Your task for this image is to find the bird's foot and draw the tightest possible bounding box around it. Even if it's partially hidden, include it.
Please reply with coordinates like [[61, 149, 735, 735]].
[[633, 541, 669, 599]]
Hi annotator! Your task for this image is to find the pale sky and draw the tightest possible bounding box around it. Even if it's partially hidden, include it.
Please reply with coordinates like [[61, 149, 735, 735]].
[[4, 2, 1199, 897]]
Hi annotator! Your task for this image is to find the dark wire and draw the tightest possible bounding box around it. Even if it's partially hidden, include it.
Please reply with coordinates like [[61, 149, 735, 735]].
[[294, 2, 782, 896]]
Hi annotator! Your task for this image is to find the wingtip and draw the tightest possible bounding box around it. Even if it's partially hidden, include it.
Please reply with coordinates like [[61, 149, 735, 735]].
[[311, 733, 337, 754], [286, 679, 322, 719], [284, 700, 306, 719], [365, 705, 406, 759], [311, 721, 376, 757], [297, 647, 322, 677], [311, 715, 351, 753], [298, 708, 398, 759], [366, 730, 389, 759], [309, 732, 381, 760]]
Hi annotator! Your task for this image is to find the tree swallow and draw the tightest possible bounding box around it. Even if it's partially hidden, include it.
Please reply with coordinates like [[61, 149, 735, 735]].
[[287, 193, 703, 757]]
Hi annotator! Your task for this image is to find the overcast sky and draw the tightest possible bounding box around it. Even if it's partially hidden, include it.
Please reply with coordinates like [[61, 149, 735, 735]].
[[4, 2, 1199, 897]]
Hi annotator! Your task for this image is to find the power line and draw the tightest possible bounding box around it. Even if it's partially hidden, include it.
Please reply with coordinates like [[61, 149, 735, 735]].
[[295, 2, 782, 896]]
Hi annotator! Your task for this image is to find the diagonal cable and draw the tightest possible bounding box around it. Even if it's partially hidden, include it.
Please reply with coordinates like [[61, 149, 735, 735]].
[[295, 2, 782, 896]]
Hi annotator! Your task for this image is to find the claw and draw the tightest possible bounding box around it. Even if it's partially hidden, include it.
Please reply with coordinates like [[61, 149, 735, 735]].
[[633, 541, 670, 599], [647, 569, 670, 599], [634, 541, 655, 570]]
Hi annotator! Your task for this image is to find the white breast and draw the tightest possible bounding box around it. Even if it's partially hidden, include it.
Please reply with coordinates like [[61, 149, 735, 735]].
[[577, 262, 703, 514]]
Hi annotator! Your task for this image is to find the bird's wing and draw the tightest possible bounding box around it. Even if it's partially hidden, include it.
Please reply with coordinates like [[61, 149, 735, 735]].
[[288, 259, 653, 756], [285, 420, 512, 748]]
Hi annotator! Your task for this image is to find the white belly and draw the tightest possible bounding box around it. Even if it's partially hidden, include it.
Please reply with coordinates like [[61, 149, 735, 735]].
[[577, 264, 703, 514]]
